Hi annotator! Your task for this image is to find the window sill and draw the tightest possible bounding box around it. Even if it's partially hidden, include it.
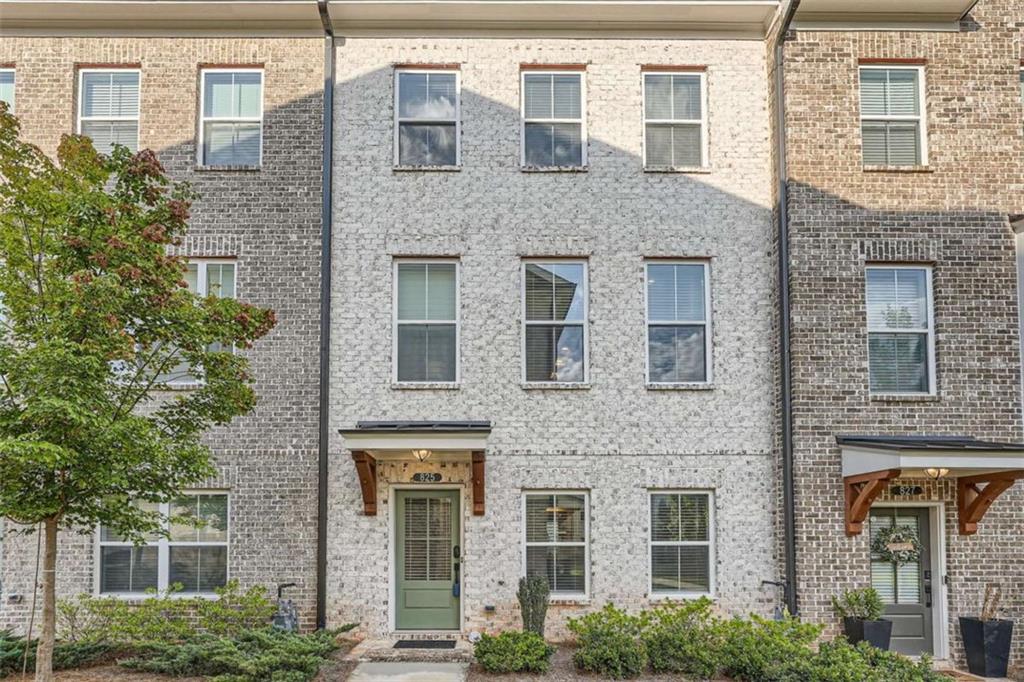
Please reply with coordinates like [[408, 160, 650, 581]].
[[95, 592, 221, 601], [152, 382, 203, 392], [521, 382, 590, 390], [391, 382, 461, 390], [648, 592, 715, 602], [647, 382, 714, 391], [870, 393, 939, 403], [393, 165, 461, 173], [862, 165, 933, 173], [548, 596, 590, 606], [520, 166, 588, 173], [195, 165, 262, 172], [644, 166, 712, 174]]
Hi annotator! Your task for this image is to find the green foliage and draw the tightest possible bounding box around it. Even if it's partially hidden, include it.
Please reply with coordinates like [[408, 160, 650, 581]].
[[640, 597, 724, 679], [120, 628, 340, 682], [1, 629, 112, 677], [474, 631, 554, 673], [831, 587, 885, 621], [783, 640, 952, 682], [717, 614, 822, 682], [57, 580, 277, 645], [567, 604, 646, 679], [517, 576, 550, 636]]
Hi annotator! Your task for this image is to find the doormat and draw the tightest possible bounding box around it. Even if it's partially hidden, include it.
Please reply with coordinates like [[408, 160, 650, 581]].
[[393, 640, 456, 650]]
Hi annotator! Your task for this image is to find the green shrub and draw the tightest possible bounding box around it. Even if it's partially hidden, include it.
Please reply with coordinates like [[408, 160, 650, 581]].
[[831, 588, 884, 621], [790, 640, 953, 682], [567, 604, 646, 679], [474, 631, 554, 673], [1, 630, 113, 677], [719, 614, 822, 682], [517, 577, 550, 637], [640, 598, 724, 679]]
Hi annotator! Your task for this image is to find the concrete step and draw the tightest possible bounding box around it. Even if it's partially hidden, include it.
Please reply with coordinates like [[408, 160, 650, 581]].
[[345, 638, 474, 664]]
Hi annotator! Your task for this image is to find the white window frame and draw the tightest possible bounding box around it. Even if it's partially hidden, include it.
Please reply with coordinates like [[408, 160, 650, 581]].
[[198, 67, 264, 168], [648, 489, 716, 600], [520, 70, 588, 169], [641, 71, 709, 170], [858, 64, 928, 166], [520, 259, 589, 385], [0, 68, 15, 114], [393, 68, 461, 168], [521, 490, 590, 600], [392, 258, 461, 385], [76, 68, 142, 151], [94, 491, 230, 598], [865, 264, 936, 396], [644, 260, 713, 385]]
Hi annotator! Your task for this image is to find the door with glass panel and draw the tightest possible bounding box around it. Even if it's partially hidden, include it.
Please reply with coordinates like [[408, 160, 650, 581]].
[[395, 490, 460, 630], [870, 507, 933, 655]]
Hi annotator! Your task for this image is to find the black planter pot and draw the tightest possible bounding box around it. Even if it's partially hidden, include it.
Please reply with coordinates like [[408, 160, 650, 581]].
[[843, 617, 893, 650], [959, 617, 1014, 678]]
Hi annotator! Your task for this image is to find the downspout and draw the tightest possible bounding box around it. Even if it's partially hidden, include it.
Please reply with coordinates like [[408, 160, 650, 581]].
[[316, 0, 334, 631], [774, 0, 800, 616]]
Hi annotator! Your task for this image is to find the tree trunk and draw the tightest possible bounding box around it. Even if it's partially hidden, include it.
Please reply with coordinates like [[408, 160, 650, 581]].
[[34, 516, 58, 682]]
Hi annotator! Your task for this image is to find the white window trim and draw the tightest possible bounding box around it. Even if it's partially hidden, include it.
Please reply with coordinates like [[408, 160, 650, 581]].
[[93, 491, 231, 599], [392, 258, 461, 385], [858, 64, 928, 166], [393, 68, 461, 169], [648, 489, 716, 600], [520, 259, 589, 386], [198, 67, 264, 168], [641, 71, 709, 170], [644, 260, 713, 385], [76, 68, 142, 151], [865, 264, 936, 396], [520, 70, 588, 169], [521, 490, 590, 600], [0, 68, 15, 114]]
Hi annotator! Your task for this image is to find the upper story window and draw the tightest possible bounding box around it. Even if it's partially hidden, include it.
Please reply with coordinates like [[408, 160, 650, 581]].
[[523, 491, 589, 598], [200, 69, 263, 167], [521, 70, 585, 168], [0, 69, 14, 113], [865, 265, 935, 395], [643, 72, 706, 169], [394, 69, 459, 168], [859, 66, 926, 166], [522, 260, 587, 384], [394, 260, 459, 383], [78, 69, 140, 153], [650, 491, 715, 597], [646, 261, 711, 384]]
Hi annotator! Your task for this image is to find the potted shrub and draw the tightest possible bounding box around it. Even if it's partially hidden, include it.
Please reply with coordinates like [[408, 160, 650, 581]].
[[832, 587, 892, 650], [959, 584, 1014, 678]]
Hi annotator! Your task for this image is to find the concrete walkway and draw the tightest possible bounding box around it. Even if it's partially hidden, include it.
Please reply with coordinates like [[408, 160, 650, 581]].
[[347, 662, 469, 682]]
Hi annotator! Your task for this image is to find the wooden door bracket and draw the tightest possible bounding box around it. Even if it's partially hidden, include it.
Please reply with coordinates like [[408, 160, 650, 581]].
[[471, 451, 485, 515], [957, 470, 1024, 535], [844, 469, 901, 536], [352, 451, 378, 515]]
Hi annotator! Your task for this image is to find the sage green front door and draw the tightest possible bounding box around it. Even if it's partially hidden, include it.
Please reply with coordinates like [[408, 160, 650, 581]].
[[395, 489, 460, 630]]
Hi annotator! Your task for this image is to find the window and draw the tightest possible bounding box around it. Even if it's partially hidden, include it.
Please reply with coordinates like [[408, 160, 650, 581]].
[[859, 66, 926, 166], [200, 69, 263, 167], [522, 261, 587, 384], [646, 261, 711, 383], [0, 69, 14, 113], [649, 491, 714, 596], [78, 69, 140, 153], [521, 71, 585, 168], [98, 493, 229, 595], [394, 69, 459, 167], [865, 266, 934, 394], [523, 492, 588, 597], [643, 72, 706, 169], [394, 260, 459, 383]]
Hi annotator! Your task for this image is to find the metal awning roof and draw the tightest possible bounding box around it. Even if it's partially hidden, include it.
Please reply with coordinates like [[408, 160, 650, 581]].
[[837, 435, 1024, 452], [351, 420, 492, 433], [339, 420, 492, 454], [838, 434, 1024, 478]]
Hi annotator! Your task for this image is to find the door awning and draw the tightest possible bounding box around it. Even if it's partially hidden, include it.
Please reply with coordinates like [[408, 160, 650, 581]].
[[837, 435, 1024, 536]]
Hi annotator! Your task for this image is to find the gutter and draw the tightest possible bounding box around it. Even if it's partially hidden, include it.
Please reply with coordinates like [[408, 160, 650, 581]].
[[316, 0, 334, 631], [774, 0, 800, 616]]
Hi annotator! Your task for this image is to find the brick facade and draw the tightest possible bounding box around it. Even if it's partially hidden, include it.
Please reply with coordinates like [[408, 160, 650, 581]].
[[783, 0, 1024, 664], [0, 37, 324, 632]]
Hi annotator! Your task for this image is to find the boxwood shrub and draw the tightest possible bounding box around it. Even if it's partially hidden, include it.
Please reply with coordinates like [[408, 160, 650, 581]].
[[474, 631, 554, 673], [567, 604, 646, 679]]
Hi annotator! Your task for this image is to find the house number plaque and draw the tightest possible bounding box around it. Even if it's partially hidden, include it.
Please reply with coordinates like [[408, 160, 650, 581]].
[[890, 485, 923, 496], [411, 472, 443, 483]]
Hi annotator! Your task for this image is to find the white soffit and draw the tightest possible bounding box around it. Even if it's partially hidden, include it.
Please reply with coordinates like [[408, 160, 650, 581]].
[[793, 0, 977, 31], [841, 445, 1024, 479]]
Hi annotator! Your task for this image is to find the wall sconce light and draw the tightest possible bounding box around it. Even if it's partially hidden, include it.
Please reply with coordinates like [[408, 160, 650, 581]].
[[924, 467, 950, 480], [412, 449, 432, 462]]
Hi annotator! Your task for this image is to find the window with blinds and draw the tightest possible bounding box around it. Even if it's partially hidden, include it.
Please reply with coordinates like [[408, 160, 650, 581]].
[[522, 72, 585, 168], [646, 261, 711, 383], [522, 261, 587, 383], [650, 492, 714, 595], [201, 70, 263, 167], [865, 266, 933, 394], [395, 260, 458, 383], [78, 70, 140, 153], [523, 492, 588, 596], [0, 69, 14, 113], [98, 493, 229, 595], [395, 70, 459, 167], [643, 73, 706, 169], [859, 66, 926, 166], [869, 511, 922, 605], [404, 497, 453, 581]]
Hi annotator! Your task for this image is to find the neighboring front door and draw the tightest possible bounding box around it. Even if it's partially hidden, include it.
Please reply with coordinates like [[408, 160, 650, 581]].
[[395, 489, 460, 630], [870, 507, 933, 655]]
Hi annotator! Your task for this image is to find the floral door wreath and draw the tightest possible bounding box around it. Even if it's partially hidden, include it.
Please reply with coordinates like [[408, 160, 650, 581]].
[[871, 525, 922, 566]]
